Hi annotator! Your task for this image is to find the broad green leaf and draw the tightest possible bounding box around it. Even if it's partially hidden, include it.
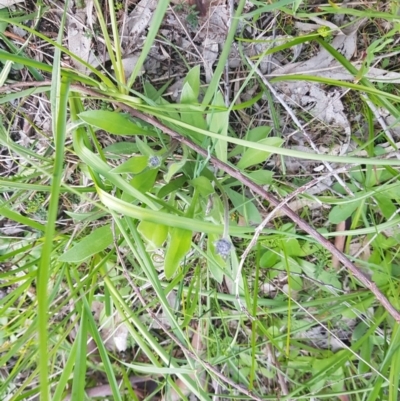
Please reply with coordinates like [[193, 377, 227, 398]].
[[190, 176, 214, 197], [282, 238, 302, 257], [165, 161, 186, 183], [79, 110, 150, 135], [181, 80, 198, 104], [135, 137, 154, 157], [138, 221, 168, 250], [289, 274, 303, 291], [229, 126, 272, 158], [245, 170, 273, 185], [375, 194, 396, 219], [165, 228, 192, 279], [260, 250, 279, 268], [249, 127, 272, 141], [275, 258, 302, 274], [130, 169, 158, 193], [65, 210, 107, 222], [207, 233, 225, 283], [59, 225, 113, 262], [237, 137, 284, 169], [379, 183, 400, 198], [157, 175, 187, 198], [111, 156, 149, 174], [71, 307, 88, 400], [207, 91, 229, 163], [0, 9, 9, 33], [180, 69, 207, 142], [183, 65, 200, 99], [104, 142, 138, 154], [299, 259, 341, 289], [224, 187, 261, 224], [371, 233, 399, 250], [292, 0, 302, 13], [164, 146, 188, 183], [297, 242, 322, 257], [328, 201, 360, 224]]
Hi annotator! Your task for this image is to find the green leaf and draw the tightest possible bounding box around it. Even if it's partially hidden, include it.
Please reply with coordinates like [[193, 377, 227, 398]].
[[79, 110, 150, 135], [237, 137, 284, 169], [282, 238, 302, 257], [297, 242, 321, 257], [164, 228, 192, 279], [183, 65, 200, 99], [180, 68, 207, 143], [111, 156, 149, 174], [0, 9, 9, 34], [181, 80, 198, 104], [190, 176, 214, 197], [375, 194, 396, 219], [299, 259, 341, 290], [328, 202, 360, 224], [245, 170, 273, 185], [224, 187, 261, 224], [289, 274, 303, 291], [104, 142, 138, 154], [229, 126, 273, 157], [157, 175, 187, 198], [130, 169, 158, 193], [248, 126, 273, 141], [165, 161, 185, 183], [207, 91, 229, 164], [207, 233, 225, 283], [59, 225, 113, 262], [71, 307, 88, 400], [138, 221, 168, 250], [164, 146, 188, 183], [260, 250, 279, 268], [135, 137, 154, 157]]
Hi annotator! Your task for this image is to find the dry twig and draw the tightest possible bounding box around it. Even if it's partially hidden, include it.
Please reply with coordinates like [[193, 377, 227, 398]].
[[3, 80, 400, 322]]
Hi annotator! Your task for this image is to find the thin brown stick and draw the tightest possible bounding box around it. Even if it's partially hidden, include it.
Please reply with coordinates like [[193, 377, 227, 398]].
[[4, 80, 400, 322], [116, 98, 400, 323]]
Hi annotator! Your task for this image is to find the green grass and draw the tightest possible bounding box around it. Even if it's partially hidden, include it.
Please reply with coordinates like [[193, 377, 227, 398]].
[[1, 1, 400, 400]]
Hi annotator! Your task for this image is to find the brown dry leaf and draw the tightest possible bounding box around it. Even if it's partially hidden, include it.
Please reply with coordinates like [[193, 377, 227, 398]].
[[0, 0, 23, 7], [67, 1, 98, 73], [122, 0, 157, 53], [91, 300, 129, 353], [267, 21, 369, 154]]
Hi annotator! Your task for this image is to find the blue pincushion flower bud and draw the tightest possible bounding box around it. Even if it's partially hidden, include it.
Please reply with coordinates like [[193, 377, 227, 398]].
[[148, 155, 161, 168], [214, 238, 232, 257]]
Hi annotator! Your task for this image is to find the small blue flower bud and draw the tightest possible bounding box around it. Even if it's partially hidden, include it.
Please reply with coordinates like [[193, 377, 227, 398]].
[[214, 238, 232, 257], [148, 156, 161, 168]]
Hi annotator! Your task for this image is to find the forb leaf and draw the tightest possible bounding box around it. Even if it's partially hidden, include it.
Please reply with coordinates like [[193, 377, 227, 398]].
[[237, 137, 284, 170], [183, 65, 200, 99], [110, 156, 149, 174], [79, 110, 149, 135], [328, 202, 359, 224], [190, 176, 214, 197], [130, 169, 158, 193], [164, 228, 192, 279], [138, 221, 168, 250], [59, 225, 113, 262]]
